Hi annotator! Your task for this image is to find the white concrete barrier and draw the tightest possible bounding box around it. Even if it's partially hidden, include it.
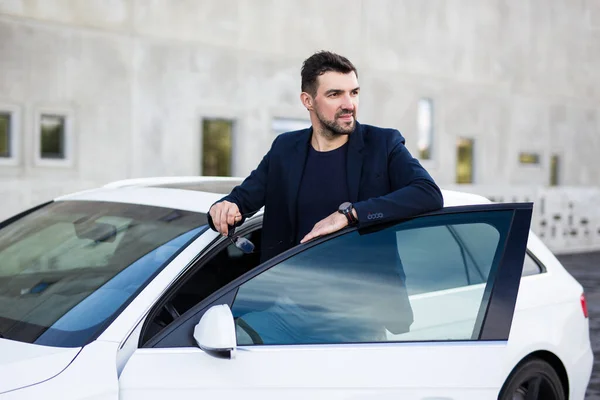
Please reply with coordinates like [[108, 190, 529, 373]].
[[446, 185, 600, 255]]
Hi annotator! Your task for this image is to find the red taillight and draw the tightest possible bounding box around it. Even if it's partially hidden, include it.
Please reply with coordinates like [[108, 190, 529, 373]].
[[581, 293, 589, 318]]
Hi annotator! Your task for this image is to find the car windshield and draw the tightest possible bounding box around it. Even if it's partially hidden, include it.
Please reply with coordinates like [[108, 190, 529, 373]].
[[0, 200, 208, 347]]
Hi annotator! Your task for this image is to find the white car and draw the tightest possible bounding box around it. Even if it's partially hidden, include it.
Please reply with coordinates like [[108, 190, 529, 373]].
[[0, 177, 592, 400]]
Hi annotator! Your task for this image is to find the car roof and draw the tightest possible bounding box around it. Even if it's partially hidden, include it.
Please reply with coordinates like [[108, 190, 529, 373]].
[[55, 176, 492, 214]]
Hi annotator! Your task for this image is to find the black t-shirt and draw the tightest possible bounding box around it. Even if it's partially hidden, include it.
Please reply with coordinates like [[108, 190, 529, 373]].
[[295, 143, 350, 243]]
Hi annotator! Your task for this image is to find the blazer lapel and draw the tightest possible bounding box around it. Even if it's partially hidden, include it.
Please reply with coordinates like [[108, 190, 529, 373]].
[[286, 128, 312, 226], [347, 122, 365, 203]]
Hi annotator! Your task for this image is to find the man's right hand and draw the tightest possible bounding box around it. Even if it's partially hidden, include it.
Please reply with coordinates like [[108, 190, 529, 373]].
[[209, 201, 242, 236]]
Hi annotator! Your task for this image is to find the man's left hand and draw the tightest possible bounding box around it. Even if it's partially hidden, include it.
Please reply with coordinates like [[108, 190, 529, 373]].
[[300, 211, 352, 244]]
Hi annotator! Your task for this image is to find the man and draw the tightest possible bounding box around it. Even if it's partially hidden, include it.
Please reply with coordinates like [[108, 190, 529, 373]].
[[208, 51, 443, 263]]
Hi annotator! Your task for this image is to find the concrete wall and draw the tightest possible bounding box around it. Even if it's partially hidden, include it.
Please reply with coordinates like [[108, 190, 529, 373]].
[[0, 0, 599, 221]]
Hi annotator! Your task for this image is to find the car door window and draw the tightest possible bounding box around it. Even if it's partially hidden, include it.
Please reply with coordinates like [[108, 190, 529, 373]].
[[394, 222, 499, 294], [231, 211, 513, 345]]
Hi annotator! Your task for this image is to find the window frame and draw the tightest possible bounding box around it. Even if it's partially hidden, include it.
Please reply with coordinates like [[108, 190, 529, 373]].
[[34, 108, 74, 168], [0, 104, 21, 166], [142, 202, 533, 348]]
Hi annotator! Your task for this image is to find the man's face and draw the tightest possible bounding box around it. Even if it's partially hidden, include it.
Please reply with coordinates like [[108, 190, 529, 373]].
[[311, 71, 360, 136]]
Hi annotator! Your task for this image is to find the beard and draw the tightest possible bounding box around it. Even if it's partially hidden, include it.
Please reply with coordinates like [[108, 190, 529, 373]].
[[315, 108, 356, 138]]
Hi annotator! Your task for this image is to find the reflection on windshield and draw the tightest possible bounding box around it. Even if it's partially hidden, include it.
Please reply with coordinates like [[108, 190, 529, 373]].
[[0, 201, 208, 347]]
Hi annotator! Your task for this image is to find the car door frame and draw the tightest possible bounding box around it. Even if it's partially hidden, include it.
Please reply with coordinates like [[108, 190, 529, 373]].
[[141, 202, 533, 349], [137, 217, 265, 348]]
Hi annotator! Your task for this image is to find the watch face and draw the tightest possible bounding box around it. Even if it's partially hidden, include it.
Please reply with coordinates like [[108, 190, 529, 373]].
[[339, 202, 352, 211]]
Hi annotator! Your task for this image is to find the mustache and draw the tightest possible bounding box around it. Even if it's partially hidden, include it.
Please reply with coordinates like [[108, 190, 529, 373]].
[[336, 110, 354, 117]]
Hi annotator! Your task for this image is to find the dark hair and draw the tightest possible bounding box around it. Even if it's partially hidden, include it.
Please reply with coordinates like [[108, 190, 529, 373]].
[[301, 51, 358, 97]]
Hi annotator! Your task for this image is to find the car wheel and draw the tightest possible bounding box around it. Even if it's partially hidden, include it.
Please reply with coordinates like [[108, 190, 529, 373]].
[[499, 358, 565, 400]]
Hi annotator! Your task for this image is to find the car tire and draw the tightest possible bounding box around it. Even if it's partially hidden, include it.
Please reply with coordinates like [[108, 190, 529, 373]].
[[498, 358, 565, 400]]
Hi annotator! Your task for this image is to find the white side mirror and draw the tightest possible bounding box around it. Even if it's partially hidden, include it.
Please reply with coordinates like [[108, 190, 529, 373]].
[[193, 304, 236, 357]]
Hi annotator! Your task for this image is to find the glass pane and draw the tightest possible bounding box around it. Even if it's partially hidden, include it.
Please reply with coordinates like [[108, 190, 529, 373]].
[[232, 211, 511, 345], [522, 254, 541, 276], [396, 222, 500, 293], [0, 113, 10, 158], [417, 98, 433, 160], [519, 152, 540, 165], [0, 201, 208, 347], [40, 115, 65, 159], [550, 155, 559, 186], [202, 119, 232, 176], [456, 138, 474, 184]]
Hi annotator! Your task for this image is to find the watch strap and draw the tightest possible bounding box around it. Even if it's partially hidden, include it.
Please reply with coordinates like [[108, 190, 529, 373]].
[[339, 204, 357, 225]]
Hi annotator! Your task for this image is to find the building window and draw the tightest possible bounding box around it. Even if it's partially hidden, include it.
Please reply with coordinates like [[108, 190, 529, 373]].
[[519, 152, 540, 165], [34, 109, 73, 167], [0, 113, 11, 158], [417, 98, 433, 160], [456, 138, 474, 184], [550, 155, 559, 186], [202, 119, 233, 177], [40, 115, 66, 159], [272, 118, 311, 136]]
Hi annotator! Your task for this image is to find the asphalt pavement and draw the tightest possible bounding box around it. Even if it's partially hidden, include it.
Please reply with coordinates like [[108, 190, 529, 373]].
[[557, 251, 600, 399]]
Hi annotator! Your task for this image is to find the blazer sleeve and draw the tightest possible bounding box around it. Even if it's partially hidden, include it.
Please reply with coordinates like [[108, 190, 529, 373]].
[[352, 132, 444, 228], [207, 137, 277, 231]]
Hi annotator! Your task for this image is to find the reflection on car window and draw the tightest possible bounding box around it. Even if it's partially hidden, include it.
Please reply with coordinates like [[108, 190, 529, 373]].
[[397, 222, 500, 294], [231, 211, 512, 345], [0, 201, 207, 347]]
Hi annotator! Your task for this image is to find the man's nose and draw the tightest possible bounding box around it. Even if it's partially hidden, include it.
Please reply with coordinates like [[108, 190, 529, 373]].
[[341, 94, 355, 110]]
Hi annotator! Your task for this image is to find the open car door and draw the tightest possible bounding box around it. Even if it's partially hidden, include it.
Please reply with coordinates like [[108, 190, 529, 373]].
[[119, 203, 532, 400]]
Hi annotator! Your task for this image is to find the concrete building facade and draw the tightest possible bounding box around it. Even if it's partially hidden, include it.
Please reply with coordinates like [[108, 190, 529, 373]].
[[1, 1, 599, 223]]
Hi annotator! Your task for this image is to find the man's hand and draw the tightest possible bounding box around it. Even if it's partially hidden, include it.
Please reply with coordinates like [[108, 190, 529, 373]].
[[209, 201, 242, 236], [300, 211, 349, 244]]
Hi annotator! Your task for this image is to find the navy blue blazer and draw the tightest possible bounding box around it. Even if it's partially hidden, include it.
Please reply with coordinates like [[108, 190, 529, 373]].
[[208, 121, 444, 262]]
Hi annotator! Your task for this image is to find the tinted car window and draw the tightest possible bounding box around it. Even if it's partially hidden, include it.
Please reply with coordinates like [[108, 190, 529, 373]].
[[232, 211, 512, 345], [394, 222, 499, 294], [522, 253, 542, 276], [0, 201, 207, 347]]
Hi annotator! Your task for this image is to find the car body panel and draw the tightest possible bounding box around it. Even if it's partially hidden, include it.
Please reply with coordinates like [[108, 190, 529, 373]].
[[0, 339, 80, 394], [501, 231, 593, 399], [0, 340, 119, 400], [119, 343, 511, 400]]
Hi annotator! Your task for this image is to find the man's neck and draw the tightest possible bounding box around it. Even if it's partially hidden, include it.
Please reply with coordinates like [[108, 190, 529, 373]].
[[311, 127, 349, 152]]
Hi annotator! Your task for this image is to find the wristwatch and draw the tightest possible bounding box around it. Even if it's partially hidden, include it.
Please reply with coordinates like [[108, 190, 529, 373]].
[[338, 202, 358, 226]]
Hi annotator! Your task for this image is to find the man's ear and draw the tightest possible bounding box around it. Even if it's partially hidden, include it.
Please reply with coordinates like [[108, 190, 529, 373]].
[[300, 92, 314, 111]]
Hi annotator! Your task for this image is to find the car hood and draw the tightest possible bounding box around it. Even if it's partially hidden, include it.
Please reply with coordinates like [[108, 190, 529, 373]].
[[0, 338, 81, 394]]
